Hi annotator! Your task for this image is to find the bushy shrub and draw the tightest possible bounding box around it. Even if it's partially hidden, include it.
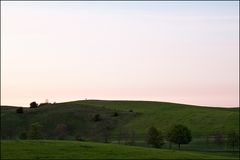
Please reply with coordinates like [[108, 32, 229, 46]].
[[30, 102, 38, 108], [28, 122, 43, 139], [147, 127, 164, 148]]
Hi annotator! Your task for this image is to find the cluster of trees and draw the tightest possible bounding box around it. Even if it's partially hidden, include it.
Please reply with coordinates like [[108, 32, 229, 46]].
[[147, 125, 239, 151], [16, 101, 57, 113], [30, 101, 54, 108], [147, 124, 192, 149], [18, 121, 239, 152]]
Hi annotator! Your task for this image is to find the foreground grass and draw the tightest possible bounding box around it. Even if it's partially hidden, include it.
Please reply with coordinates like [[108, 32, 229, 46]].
[[1, 140, 238, 159]]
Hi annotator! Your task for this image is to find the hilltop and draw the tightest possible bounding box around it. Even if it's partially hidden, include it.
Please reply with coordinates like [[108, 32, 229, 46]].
[[1, 100, 239, 141]]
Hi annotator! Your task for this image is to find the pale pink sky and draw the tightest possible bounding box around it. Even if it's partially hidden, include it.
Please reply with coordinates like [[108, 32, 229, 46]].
[[1, 2, 239, 107]]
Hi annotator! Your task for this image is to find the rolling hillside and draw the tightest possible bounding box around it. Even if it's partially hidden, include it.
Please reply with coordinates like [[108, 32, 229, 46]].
[[1, 100, 239, 140], [77, 100, 239, 136]]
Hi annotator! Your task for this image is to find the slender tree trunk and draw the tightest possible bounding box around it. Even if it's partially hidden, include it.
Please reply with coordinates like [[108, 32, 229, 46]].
[[178, 144, 180, 150]]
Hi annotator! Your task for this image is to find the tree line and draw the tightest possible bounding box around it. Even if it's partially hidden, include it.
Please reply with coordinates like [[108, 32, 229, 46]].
[[18, 121, 239, 151]]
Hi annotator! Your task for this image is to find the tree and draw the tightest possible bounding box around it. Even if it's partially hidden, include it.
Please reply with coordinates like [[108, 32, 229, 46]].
[[30, 102, 38, 108], [28, 122, 43, 139], [167, 124, 192, 150], [147, 127, 164, 148], [227, 131, 239, 152], [16, 107, 23, 113], [54, 124, 68, 140]]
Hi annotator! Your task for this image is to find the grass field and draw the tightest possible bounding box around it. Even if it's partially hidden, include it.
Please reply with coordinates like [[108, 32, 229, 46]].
[[1, 100, 239, 154], [1, 100, 239, 139], [1, 140, 239, 159]]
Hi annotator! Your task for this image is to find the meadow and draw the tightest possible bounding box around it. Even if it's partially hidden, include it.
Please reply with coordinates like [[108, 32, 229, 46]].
[[1, 140, 239, 159], [1, 100, 239, 159]]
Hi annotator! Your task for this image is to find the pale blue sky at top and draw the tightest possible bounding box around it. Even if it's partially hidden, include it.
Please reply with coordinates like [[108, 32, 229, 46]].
[[1, 1, 239, 107]]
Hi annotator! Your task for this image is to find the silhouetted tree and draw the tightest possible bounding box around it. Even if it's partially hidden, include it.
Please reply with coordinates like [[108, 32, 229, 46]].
[[30, 102, 38, 108], [227, 131, 239, 152], [54, 124, 68, 140], [167, 124, 192, 150], [16, 107, 23, 113], [147, 127, 164, 148], [28, 122, 43, 139]]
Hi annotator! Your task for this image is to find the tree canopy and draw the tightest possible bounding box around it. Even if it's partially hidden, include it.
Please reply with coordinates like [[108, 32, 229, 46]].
[[167, 124, 192, 150]]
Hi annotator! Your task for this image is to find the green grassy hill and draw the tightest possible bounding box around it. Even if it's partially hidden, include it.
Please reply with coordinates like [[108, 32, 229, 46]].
[[77, 100, 239, 136], [1, 103, 135, 140], [1, 140, 239, 159], [1, 100, 239, 140]]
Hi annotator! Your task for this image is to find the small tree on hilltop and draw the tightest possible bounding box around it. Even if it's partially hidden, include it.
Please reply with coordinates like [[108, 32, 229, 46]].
[[147, 126, 164, 148], [167, 124, 192, 150], [28, 122, 43, 139], [30, 102, 38, 108], [227, 131, 239, 152]]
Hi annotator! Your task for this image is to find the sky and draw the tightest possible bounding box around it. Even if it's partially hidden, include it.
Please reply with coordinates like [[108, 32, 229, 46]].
[[1, 1, 239, 107]]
